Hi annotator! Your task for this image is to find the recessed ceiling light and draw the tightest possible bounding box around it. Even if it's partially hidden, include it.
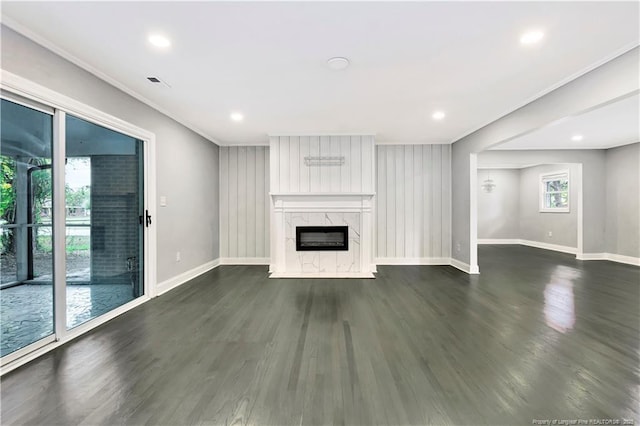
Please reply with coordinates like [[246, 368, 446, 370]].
[[148, 34, 171, 48], [327, 57, 350, 71], [230, 112, 244, 122], [571, 134, 583, 141], [520, 30, 544, 45], [432, 111, 446, 120]]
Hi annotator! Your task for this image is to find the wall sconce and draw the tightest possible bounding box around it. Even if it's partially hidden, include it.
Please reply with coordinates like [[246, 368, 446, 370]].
[[481, 171, 496, 193]]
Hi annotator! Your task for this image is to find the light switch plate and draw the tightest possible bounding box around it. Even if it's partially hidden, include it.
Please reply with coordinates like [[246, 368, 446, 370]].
[[160, 196, 167, 207]]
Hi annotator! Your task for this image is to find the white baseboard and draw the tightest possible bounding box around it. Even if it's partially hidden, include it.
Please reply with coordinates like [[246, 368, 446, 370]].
[[576, 252, 607, 261], [375, 257, 450, 265], [518, 239, 577, 255], [606, 253, 640, 266], [577, 252, 640, 266], [269, 271, 375, 279], [479, 238, 577, 255], [477, 239, 520, 245], [450, 258, 480, 274], [156, 258, 221, 296], [220, 257, 270, 265], [375, 257, 480, 274], [480, 239, 639, 266]]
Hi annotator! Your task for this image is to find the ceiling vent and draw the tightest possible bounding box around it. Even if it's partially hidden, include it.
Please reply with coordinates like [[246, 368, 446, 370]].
[[146, 76, 171, 88]]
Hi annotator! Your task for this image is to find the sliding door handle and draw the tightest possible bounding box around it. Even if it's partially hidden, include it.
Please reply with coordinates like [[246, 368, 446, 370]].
[[145, 210, 152, 227]]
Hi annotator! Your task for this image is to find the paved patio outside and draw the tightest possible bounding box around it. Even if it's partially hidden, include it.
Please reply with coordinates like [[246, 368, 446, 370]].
[[0, 284, 135, 357]]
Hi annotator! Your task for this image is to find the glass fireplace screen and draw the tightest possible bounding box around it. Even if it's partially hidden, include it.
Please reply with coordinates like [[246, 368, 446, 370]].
[[296, 226, 349, 251]]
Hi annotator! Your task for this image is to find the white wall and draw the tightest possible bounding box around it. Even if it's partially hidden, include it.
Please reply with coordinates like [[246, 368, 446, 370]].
[[477, 169, 520, 240], [606, 142, 640, 258], [269, 135, 375, 194], [220, 146, 270, 261], [376, 144, 451, 262], [1, 25, 220, 283], [481, 150, 608, 257], [519, 164, 579, 248]]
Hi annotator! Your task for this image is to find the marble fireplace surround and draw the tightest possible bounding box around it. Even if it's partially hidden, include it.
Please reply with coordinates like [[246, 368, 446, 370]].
[[269, 193, 376, 278]]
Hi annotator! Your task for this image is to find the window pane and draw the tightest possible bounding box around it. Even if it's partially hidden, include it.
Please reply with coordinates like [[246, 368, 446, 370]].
[[65, 115, 144, 330], [1, 98, 54, 357]]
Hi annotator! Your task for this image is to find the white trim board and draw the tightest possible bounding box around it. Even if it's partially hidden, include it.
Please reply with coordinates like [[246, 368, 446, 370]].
[[156, 259, 221, 296], [478, 238, 576, 254], [477, 239, 521, 245], [376, 257, 450, 265], [269, 272, 376, 279], [450, 258, 480, 274], [576, 253, 640, 266], [478, 239, 639, 266], [220, 258, 270, 265]]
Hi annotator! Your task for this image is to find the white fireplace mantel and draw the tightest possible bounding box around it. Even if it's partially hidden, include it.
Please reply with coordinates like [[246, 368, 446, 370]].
[[269, 135, 376, 278], [269, 193, 376, 278]]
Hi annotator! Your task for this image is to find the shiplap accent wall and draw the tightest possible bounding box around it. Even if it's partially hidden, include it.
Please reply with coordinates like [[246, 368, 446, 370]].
[[220, 146, 270, 263], [269, 135, 375, 194], [376, 144, 451, 263]]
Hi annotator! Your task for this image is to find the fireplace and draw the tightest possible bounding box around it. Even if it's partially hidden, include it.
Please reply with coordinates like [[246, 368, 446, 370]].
[[296, 226, 348, 251], [269, 134, 376, 278]]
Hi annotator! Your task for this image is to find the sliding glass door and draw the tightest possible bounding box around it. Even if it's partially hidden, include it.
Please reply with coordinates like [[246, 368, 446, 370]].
[[0, 98, 55, 357], [65, 115, 145, 329], [1, 93, 148, 363]]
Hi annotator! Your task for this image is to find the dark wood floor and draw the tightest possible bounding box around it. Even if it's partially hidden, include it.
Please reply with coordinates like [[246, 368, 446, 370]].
[[1, 245, 639, 425]]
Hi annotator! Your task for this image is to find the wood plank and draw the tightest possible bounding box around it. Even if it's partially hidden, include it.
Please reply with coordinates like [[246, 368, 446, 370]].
[[264, 149, 271, 256], [255, 147, 265, 257], [377, 145, 387, 257], [386, 146, 396, 257], [246, 147, 256, 257], [361, 136, 374, 193], [423, 145, 432, 258], [3, 247, 639, 425], [237, 147, 247, 257], [279, 137, 290, 194], [441, 145, 451, 257], [350, 135, 361, 192], [289, 136, 300, 193], [220, 147, 229, 257], [413, 145, 423, 259], [269, 136, 279, 193], [319, 136, 331, 192], [330, 135, 341, 192], [340, 135, 351, 193], [431, 145, 442, 257], [395, 145, 404, 258], [299, 136, 310, 193], [404, 146, 414, 258], [228, 147, 238, 257], [309, 136, 321, 193]]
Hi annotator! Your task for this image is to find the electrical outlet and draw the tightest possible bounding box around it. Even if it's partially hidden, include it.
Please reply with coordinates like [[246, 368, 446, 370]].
[[176, 251, 181, 262], [548, 231, 553, 237], [456, 243, 461, 252]]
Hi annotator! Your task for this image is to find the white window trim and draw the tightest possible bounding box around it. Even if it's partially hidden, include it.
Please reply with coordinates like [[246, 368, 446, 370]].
[[540, 170, 570, 213]]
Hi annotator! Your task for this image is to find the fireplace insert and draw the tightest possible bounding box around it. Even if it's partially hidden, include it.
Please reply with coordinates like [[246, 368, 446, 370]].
[[296, 226, 348, 251]]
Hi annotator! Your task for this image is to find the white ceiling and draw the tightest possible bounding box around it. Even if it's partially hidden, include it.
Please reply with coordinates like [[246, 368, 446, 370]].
[[491, 94, 640, 150], [2, 2, 639, 146]]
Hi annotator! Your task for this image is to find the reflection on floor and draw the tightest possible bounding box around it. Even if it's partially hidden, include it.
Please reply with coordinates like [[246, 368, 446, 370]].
[[0, 284, 134, 357]]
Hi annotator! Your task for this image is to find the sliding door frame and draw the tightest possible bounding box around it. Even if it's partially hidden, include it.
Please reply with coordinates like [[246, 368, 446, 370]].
[[0, 70, 157, 374]]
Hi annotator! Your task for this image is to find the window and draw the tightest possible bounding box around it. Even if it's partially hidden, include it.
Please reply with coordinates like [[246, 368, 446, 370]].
[[540, 171, 569, 212]]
